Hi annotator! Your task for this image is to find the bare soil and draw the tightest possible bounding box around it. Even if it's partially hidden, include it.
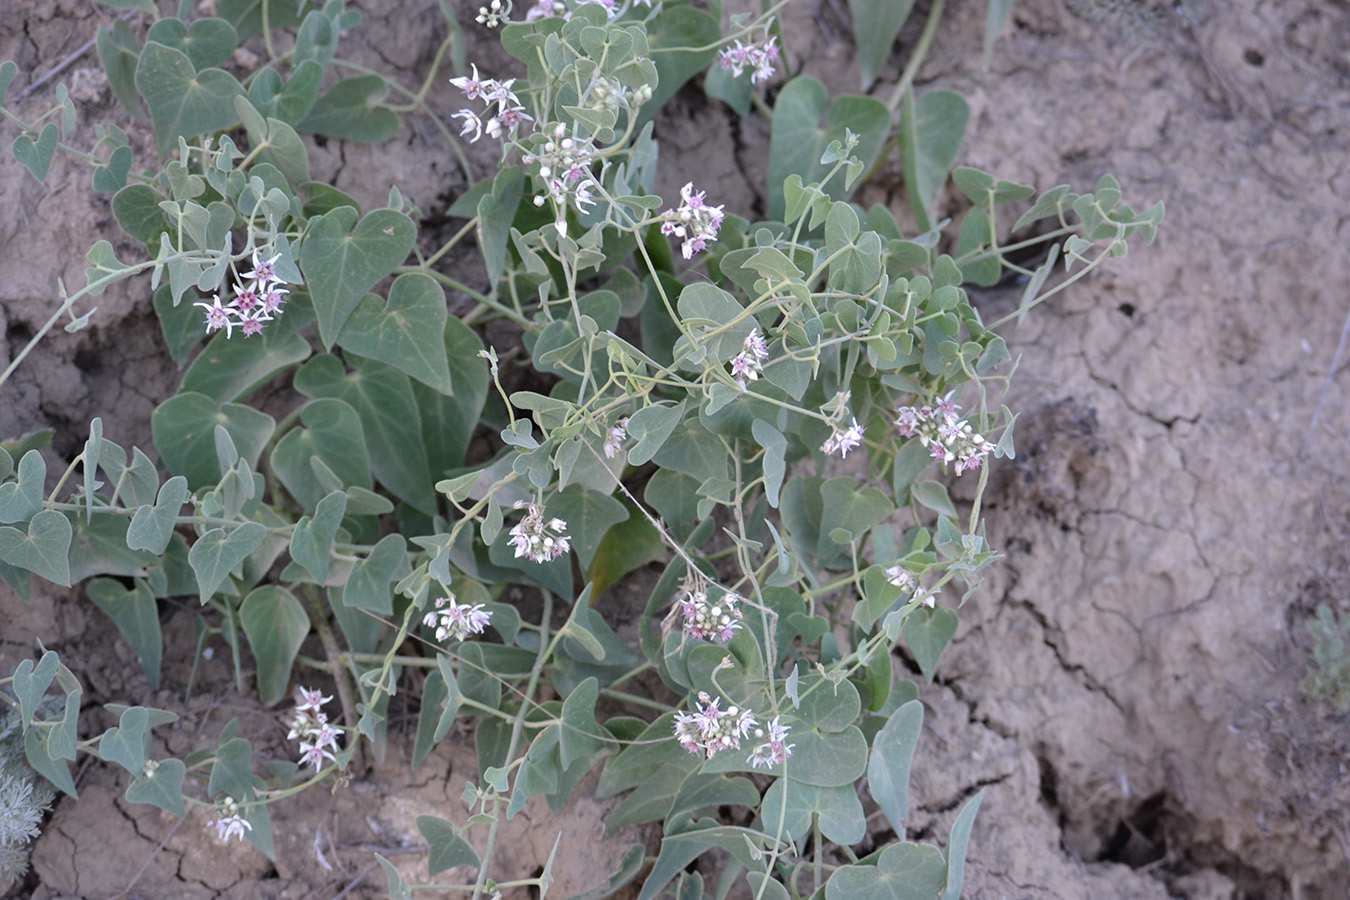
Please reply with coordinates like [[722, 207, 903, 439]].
[[3, 0, 1350, 898]]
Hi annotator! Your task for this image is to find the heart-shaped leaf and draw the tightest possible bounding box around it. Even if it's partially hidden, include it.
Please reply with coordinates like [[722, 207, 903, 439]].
[[207, 735, 253, 800], [189, 522, 267, 602], [0, 510, 72, 585], [144, 16, 239, 71], [289, 490, 346, 583], [126, 476, 188, 555], [943, 789, 984, 900], [99, 705, 149, 774], [126, 757, 186, 816], [0, 449, 46, 524], [135, 42, 244, 155], [0, 60, 17, 104], [151, 392, 276, 490], [767, 77, 890, 220], [239, 585, 309, 704], [543, 485, 627, 572], [294, 354, 433, 513], [269, 397, 372, 513], [901, 607, 958, 682], [417, 815, 481, 876], [12, 123, 58, 183], [335, 273, 452, 393], [849, 0, 916, 90], [761, 778, 867, 845], [824, 842, 947, 900], [299, 205, 415, 347], [87, 578, 162, 688], [92, 144, 134, 192], [296, 75, 399, 142]]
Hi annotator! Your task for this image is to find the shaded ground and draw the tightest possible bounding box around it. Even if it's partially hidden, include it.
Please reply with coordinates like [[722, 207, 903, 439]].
[[3, 0, 1350, 897]]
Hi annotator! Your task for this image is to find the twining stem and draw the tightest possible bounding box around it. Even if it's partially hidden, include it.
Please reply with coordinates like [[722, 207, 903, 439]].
[[471, 591, 559, 900], [302, 584, 361, 757]]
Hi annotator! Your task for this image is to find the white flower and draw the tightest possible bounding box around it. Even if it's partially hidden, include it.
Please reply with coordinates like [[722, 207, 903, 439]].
[[659, 182, 725, 260], [422, 594, 492, 642], [603, 417, 628, 459], [452, 108, 484, 142], [677, 577, 744, 642], [747, 717, 794, 768], [508, 501, 571, 563], [209, 797, 253, 843], [821, 417, 865, 458]]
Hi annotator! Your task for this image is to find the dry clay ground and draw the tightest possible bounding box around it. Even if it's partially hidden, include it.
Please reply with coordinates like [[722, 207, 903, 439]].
[[2, 0, 1350, 898]]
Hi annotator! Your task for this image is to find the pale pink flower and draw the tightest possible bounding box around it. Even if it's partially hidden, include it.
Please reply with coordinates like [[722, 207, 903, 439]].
[[747, 717, 794, 768], [196, 294, 237, 338], [241, 249, 281, 284], [821, 417, 865, 458], [674, 693, 757, 759], [449, 64, 487, 100], [508, 501, 571, 563], [603, 418, 628, 459]]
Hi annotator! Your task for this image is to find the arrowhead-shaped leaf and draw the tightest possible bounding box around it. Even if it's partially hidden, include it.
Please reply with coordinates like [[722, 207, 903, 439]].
[[239, 585, 310, 704], [416, 815, 481, 876], [289, 490, 346, 583], [87, 578, 163, 688], [127, 475, 188, 555]]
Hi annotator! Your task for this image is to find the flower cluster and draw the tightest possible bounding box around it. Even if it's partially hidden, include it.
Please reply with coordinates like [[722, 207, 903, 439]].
[[884, 565, 938, 609], [423, 594, 492, 642], [508, 501, 571, 563], [894, 395, 996, 475], [524, 123, 600, 237], [821, 417, 865, 458], [475, 0, 508, 27], [603, 417, 629, 459], [660, 182, 726, 259], [729, 328, 770, 388], [195, 248, 290, 339], [673, 693, 757, 759], [717, 32, 780, 84], [450, 63, 532, 144], [677, 577, 744, 642], [285, 686, 342, 773], [208, 796, 252, 843], [747, 716, 794, 769]]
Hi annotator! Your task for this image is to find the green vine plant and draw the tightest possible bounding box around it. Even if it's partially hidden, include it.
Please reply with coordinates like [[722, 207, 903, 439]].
[[0, 0, 1163, 897]]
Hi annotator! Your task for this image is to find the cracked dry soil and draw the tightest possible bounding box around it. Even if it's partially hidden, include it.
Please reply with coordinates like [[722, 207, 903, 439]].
[[3, 0, 1350, 898]]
